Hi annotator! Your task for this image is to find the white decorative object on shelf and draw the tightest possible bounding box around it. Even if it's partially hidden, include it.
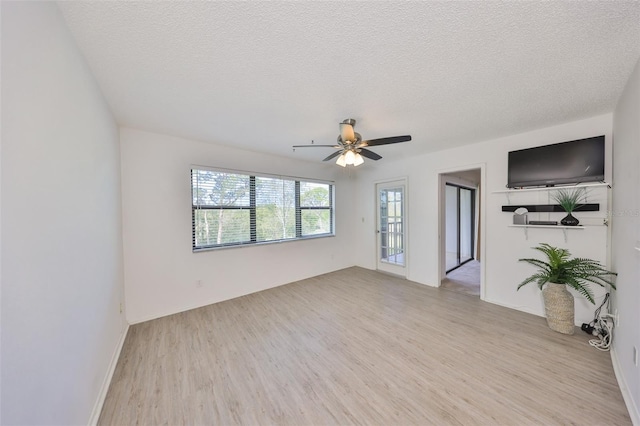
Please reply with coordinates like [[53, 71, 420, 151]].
[[513, 207, 528, 225]]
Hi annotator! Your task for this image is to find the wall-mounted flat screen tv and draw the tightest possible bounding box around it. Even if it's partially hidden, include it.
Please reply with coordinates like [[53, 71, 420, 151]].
[[507, 135, 605, 188]]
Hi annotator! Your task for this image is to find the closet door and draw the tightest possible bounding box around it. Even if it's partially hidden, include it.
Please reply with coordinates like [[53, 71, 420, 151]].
[[446, 183, 475, 273]]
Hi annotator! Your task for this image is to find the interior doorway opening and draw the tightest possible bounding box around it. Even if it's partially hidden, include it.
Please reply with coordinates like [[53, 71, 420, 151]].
[[440, 169, 482, 297]]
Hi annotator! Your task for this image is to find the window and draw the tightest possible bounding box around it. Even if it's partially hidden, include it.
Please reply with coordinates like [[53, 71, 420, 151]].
[[192, 168, 334, 250]]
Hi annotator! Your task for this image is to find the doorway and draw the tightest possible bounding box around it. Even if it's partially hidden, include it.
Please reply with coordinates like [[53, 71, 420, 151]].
[[376, 180, 406, 277], [440, 169, 481, 296]]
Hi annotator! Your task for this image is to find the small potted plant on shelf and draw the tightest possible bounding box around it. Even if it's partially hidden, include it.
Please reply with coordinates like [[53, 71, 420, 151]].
[[518, 243, 616, 334], [552, 188, 585, 226]]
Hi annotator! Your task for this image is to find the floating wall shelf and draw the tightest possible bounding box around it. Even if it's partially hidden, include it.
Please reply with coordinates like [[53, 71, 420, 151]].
[[508, 224, 585, 242], [492, 182, 610, 194], [498, 182, 610, 242], [493, 182, 610, 204], [501, 203, 599, 212]]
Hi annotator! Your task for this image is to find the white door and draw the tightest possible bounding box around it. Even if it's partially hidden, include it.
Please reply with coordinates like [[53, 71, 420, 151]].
[[376, 181, 407, 276]]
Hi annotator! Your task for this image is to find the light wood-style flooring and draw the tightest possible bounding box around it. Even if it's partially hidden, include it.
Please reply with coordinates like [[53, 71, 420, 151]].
[[99, 267, 631, 425], [441, 260, 481, 297]]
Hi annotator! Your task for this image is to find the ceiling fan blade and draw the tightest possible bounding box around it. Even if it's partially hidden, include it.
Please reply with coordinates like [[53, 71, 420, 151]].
[[292, 144, 340, 148], [359, 148, 382, 160], [323, 151, 343, 161], [340, 123, 355, 142], [361, 135, 412, 147]]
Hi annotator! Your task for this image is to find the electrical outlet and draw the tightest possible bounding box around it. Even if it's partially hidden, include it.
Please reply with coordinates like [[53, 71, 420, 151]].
[[119, 302, 123, 314], [196, 279, 203, 288]]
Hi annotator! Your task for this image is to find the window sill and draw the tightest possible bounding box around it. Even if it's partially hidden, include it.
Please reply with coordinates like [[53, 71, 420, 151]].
[[193, 233, 335, 253]]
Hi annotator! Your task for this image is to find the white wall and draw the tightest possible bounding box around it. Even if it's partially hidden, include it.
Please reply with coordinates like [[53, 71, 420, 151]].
[[611, 57, 640, 423], [120, 128, 356, 324], [353, 114, 613, 325], [1, 3, 126, 425]]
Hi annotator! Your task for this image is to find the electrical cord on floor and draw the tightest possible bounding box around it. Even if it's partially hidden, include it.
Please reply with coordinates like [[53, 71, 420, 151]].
[[589, 317, 613, 351], [582, 293, 614, 351], [594, 293, 609, 320]]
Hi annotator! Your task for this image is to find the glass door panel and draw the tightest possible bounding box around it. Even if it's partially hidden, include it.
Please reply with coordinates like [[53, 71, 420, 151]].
[[446, 183, 475, 273], [376, 182, 406, 276], [460, 188, 473, 263], [445, 185, 459, 271]]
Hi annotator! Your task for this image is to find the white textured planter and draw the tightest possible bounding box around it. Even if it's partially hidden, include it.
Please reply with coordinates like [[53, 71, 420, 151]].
[[542, 283, 575, 334]]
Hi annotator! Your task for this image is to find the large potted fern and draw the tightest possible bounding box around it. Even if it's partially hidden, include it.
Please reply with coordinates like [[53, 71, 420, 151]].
[[518, 243, 616, 334]]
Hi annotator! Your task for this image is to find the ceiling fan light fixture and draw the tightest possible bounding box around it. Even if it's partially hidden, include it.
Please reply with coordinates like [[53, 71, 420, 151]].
[[344, 150, 356, 165], [353, 153, 364, 166], [336, 153, 347, 167]]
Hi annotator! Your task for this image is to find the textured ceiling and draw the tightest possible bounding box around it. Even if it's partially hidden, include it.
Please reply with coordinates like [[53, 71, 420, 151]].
[[58, 1, 640, 165]]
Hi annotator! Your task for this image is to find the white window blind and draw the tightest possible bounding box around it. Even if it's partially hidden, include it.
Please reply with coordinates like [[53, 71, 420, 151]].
[[192, 168, 334, 250]]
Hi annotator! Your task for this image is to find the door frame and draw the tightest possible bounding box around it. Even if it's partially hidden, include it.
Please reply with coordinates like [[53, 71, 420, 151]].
[[437, 164, 486, 299], [375, 177, 409, 277]]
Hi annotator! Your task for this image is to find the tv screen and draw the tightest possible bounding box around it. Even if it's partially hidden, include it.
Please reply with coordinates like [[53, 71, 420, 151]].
[[507, 136, 605, 188]]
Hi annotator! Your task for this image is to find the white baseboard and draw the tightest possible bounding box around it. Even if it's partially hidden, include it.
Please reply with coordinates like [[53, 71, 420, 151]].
[[482, 297, 544, 318], [127, 267, 352, 324], [611, 348, 640, 425], [88, 322, 130, 425]]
